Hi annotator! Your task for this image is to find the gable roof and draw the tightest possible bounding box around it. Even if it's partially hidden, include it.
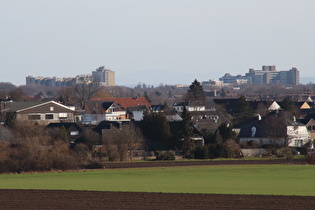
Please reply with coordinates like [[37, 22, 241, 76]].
[[127, 106, 149, 112], [237, 113, 305, 138], [299, 118, 315, 126], [8, 101, 46, 112], [84, 100, 125, 114], [248, 101, 274, 111], [151, 104, 168, 112], [46, 122, 85, 131], [90, 97, 151, 109], [102, 101, 115, 110], [300, 102, 311, 109], [268, 101, 281, 111], [8, 101, 74, 113]]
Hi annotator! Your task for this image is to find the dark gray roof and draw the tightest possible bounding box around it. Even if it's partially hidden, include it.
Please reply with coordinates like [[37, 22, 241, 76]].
[[8, 101, 46, 112], [127, 106, 148, 112]]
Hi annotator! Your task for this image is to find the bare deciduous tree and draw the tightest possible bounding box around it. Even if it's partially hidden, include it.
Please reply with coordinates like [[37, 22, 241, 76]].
[[74, 82, 100, 108], [103, 124, 143, 161]]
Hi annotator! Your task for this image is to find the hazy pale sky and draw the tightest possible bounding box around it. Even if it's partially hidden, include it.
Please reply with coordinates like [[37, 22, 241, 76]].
[[1, 0, 315, 86]]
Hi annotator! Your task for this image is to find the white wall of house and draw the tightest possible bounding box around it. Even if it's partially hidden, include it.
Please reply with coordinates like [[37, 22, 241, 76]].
[[82, 111, 128, 125], [105, 111, 126, 121], [187, 106, 206, 112], [131, 111, 144, 121], [287, 125, 311, 147], [173, 105, 206, 112]]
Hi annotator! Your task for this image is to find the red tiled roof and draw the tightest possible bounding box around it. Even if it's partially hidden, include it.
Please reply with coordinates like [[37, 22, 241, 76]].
[[90, 97, 151, 109]]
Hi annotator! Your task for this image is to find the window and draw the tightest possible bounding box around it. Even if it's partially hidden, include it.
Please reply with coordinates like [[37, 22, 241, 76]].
[[50, 107, 54, 111], [45, 114, 54, 120], [59, 113, 68, 119], [28, 115, 41, 120], [70, 131, 79, 136], [294, 140, 303, 147]]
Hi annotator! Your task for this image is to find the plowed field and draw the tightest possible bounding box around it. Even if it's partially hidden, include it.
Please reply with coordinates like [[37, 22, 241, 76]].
[[104, 158, 306, 168], [0, 189, 314, 210]]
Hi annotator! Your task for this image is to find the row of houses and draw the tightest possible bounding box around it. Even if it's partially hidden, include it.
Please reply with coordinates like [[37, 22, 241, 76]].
[[213, 98, 315, 151], [2, 96, 315, 155], [0, 97, 226, 151]]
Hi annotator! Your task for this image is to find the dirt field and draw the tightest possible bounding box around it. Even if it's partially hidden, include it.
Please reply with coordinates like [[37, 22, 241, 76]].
[[103, 158, 307, 168], [0, 189, 314, 210]]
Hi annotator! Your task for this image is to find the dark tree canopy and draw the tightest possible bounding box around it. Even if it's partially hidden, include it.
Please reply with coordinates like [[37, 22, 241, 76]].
[[186, 79, 205, 104], [179, 106, 195, 157], [261, 114, 287, 140], [141, 112, 171, 150], [217, 122, 236, 142], [281, 98, 295, 111], [234, 96, 254, 123], [179, 106, 194, 141]]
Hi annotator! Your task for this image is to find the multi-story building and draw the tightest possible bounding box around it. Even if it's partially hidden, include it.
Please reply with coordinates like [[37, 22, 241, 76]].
[[92, 66, 115, 86], [26, 65, 115, 87], [219, 73, 252, 85], [26, 76, 76, 87], [219, 66, 300, 86]]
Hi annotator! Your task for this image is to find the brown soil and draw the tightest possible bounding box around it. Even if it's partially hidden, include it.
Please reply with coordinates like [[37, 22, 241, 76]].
[[104, 158, 306, 168], [0, 189, 314, 210]]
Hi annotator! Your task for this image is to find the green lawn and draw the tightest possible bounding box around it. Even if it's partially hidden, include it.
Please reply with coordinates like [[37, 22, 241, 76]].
[[1, 164, 315, 196]]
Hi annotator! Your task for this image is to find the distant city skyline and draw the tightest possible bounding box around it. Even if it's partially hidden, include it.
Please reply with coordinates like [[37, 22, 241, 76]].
[[1, 1, 315, 86]]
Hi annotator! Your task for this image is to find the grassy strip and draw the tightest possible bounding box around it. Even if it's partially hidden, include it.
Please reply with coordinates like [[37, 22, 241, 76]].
[[0, 164, 314, 196]]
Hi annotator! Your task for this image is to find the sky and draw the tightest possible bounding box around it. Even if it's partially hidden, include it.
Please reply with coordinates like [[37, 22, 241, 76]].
[[1, 0, 315, 86]]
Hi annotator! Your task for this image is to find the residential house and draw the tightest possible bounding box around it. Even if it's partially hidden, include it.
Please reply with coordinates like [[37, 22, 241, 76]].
[[164, 109, 182, 122], [173, 101, 206, 112], [151, 104, 168, 113], [83, 100, 127, 125], [2, 101, 76, 125], [93, 121, 146, 159], [90, 97, 151, 110], [299, 115, 315, 149], [238, 114, 311, 149], [151, 104, 182, 122], [174, 100, 230, 133], [126, 106, 149, 121], [169, 122, 205, 147]]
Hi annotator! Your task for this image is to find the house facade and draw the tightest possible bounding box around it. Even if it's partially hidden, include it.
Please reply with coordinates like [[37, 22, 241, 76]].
[[83, 100, 128, 124], [4, 101, 76, 124], [238, 115, 311, 148]]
